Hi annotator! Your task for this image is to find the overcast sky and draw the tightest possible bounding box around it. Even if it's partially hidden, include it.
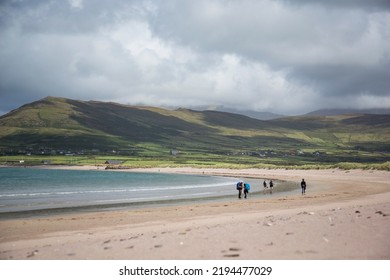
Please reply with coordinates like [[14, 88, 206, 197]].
[[1, 0, 390, 116]]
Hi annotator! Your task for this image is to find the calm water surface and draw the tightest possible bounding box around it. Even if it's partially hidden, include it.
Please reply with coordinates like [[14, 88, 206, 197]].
[[0, 167, 296, 217], [0, 167, 239, 213]]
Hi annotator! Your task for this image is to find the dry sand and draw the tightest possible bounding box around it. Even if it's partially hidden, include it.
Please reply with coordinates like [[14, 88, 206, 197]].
[[0, 168, 389, 260]]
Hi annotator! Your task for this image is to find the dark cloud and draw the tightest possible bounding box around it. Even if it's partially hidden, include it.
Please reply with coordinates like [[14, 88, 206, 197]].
[[282, 0, 390, 11], [0, 0, 389, 116]]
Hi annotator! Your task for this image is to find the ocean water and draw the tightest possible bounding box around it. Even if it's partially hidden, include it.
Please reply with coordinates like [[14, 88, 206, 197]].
[[0, 167, 240, 215], [0, 167, 297, 217]]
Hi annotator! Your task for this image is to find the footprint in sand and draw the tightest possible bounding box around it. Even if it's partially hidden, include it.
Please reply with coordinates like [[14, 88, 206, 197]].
[[222, 247, 241, 258], [26, 250, 39, 258], [376, 210, 388, 217], [179, 228, 191, 235], [128, 235, 141, 240], [229, 247, 241, 252], [224, 254, 240, 258]]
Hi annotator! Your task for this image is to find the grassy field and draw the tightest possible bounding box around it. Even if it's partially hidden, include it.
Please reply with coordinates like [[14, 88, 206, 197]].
[[1, 154, 389, 171]]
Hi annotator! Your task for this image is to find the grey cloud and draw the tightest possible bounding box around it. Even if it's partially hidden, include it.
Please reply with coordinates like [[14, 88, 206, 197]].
[[0, 0, 389, 116], [289, 62, 390, 97], [150, 0, 385, 66], [150, 0, 390, 107], [282, 0, 390, 11], [0, 0, 153, 35]]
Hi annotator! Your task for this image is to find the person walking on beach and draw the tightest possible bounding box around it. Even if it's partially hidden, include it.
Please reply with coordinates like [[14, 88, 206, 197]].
[[301, 179, 306, 195], [263, 180, 267, 194], [269, 180, 274, 194], [244, 183, 250, 199], [237, 181, 243, 199]]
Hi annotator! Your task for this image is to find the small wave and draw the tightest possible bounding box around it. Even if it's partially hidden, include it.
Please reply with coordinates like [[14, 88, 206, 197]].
[[0, 181, 237, 198]]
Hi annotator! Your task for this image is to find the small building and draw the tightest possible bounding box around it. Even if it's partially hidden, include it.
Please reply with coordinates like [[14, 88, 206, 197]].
[[104, 160, 123, 165]]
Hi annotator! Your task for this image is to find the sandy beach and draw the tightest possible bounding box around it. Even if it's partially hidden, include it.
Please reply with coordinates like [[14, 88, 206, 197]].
[[0, 167, 389, 260]]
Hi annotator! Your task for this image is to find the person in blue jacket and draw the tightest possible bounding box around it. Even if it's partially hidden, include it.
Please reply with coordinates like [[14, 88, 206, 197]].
[[244, 183, 250, 199]]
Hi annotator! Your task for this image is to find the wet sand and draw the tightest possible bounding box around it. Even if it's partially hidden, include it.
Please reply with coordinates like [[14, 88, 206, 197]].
[[0, 168, 389, 259]]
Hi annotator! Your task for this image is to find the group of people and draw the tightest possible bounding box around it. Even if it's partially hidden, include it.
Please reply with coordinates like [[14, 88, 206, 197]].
[[262, 179, 274, 194], [236, 181, 250, 199], [236, 178, 307, 199]]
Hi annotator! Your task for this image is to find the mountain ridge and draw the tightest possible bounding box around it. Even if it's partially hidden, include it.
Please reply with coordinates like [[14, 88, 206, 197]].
[[304, 108, 390, 117], [1, 96, 389, 165]]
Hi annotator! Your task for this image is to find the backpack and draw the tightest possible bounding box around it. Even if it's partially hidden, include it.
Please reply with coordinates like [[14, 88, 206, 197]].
[[244, 183, 250, 191], [236, 182, 243, 190]]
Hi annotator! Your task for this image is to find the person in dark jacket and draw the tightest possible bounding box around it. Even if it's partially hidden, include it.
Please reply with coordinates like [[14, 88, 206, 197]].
[[263, 180, 267, 194], [301, 179, 307, 195], [237, 181, 243, 199]]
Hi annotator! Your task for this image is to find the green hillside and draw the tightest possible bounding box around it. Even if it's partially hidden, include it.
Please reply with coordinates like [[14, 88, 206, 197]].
[[1, 96, 389, 168]]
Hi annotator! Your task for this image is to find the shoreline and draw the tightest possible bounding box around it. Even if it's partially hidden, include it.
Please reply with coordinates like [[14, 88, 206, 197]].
[[0, 167, 389, 259]]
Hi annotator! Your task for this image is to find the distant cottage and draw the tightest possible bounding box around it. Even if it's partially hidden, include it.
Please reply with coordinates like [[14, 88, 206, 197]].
[[104, 160, 123, 165]]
